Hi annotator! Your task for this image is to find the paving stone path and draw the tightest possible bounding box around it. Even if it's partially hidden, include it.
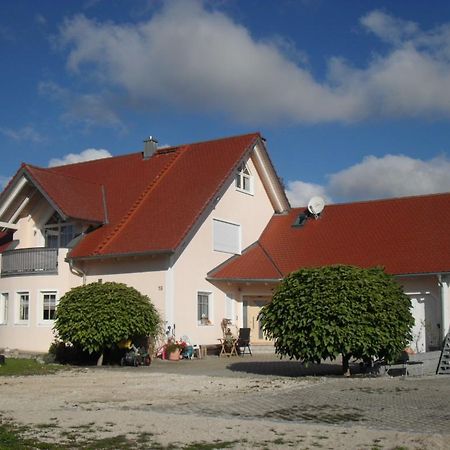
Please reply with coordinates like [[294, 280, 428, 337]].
[[149, 355, 450, 434]]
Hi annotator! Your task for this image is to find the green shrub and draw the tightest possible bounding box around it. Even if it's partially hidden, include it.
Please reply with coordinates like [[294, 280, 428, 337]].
[[259, 265, 414, 374], [54, 282, 162, 364]]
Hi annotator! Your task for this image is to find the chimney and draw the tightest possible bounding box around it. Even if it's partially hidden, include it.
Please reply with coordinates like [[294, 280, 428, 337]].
[[143, 136, 158, 159]]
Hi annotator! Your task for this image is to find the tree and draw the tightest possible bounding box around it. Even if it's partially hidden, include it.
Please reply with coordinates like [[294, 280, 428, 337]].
[[54, 282, 162, 365], [259, 265, 414, 375]]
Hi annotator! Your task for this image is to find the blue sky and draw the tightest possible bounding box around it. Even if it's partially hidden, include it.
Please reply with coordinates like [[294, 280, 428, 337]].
[[2, 0, 450, 206]]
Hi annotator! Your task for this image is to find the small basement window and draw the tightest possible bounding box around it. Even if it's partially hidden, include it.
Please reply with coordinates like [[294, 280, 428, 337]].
[[235, 162, 253, 194]]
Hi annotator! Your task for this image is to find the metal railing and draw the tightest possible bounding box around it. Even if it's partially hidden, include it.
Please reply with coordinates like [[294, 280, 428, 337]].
[[1, 248, 58, 277]]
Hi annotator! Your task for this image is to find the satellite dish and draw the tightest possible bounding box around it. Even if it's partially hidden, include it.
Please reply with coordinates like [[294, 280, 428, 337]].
[[307, 196, 325, 218]]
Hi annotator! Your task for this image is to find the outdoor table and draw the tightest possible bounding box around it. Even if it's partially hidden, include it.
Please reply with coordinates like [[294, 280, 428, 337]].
[[218, 337, 238, 357]]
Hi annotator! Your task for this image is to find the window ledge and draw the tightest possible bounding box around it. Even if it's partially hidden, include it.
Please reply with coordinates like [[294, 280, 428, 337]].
[[236, 187, 254, 196]]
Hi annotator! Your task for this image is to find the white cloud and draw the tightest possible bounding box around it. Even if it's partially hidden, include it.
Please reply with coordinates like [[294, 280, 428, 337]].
[[329, 154, 450, 201], [48, 148, 112, 167], [39, 81, 124, 130], [286, 180, 331, 207], [287, 154, 450, 205], [54, 2, 450, 124], [360, 10, 419, 44], [0, 125, 44, 143]]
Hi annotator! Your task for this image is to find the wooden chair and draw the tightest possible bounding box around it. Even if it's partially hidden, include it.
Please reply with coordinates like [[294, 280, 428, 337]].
[[236, 328, 252, 356]]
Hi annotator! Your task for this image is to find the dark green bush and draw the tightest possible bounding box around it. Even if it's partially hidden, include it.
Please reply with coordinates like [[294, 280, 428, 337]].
[[54, 282, 162, 363], [259, 265, 414, 374]]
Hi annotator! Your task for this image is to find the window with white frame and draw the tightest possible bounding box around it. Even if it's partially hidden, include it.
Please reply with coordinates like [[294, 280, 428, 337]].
[[225, 294, 234, 322], [18, 292, 29, 322], [41, 292, 57, 321], [213, 219, 241, 254], [197, 292, 212, 325], [0, 293, 8, 324], [235, 162, 253, 194]]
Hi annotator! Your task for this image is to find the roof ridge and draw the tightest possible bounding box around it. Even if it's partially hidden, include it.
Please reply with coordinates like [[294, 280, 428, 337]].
[[292, 191, 450, 211], [47, 152, 138, 170], [93, 150, 182, 254], [170, 132, 260, 150]]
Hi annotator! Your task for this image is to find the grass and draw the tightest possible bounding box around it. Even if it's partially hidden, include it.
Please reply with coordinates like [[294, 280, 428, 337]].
[[0, 420, 244, 450], [0, 421, 61, 449], [0, 358, 64, 377]]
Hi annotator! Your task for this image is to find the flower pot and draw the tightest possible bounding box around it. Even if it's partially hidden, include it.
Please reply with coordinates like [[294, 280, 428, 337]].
[[168, 349, 181, 361]]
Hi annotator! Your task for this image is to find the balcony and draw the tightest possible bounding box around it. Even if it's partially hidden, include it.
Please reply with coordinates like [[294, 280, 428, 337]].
[[1, 248, 58, 277]]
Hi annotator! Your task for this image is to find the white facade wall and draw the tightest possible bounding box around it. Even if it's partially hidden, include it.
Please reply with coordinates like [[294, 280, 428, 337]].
[[171, 156, 275, 345], [13, 198, 53, 249], [82, 255, 169, 328], [397, 275, 448, 352], [0, 249, 80, 353]]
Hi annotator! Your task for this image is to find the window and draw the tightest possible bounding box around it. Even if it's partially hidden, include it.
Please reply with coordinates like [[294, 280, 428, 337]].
[[44, 213, 78, 248], [197, 292, 212, 325], [45, 224, 77, 248], [225, 294, 234, 322], [18, 292, 29, 322], [235, 162, 253, 194], [213, 219, 241, 254], [42, 292, 57, 321], [0, 293, 8, 324]]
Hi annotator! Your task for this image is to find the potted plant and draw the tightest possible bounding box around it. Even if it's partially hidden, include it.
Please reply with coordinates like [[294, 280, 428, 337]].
[[165, 338, 186, 361]]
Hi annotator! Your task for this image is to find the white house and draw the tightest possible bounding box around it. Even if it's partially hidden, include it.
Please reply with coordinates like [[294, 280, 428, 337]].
[[0, 132, 449, 354], [0, 133, 288, 353]]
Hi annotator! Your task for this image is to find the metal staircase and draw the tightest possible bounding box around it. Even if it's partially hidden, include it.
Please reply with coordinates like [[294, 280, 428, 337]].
[[436, 331, 450, 375]]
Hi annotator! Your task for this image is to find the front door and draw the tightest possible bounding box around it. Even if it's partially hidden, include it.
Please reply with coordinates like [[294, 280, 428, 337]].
[[244, 298, 271, 344]]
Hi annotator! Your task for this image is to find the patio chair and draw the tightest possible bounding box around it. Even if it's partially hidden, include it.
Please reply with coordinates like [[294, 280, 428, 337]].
[[237, 328, 252, 356]]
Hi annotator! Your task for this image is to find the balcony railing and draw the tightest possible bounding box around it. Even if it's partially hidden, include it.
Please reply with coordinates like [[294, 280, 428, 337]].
[[1, 248, 58, 277]]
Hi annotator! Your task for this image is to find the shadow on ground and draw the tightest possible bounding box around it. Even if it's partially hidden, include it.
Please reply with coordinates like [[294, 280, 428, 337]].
[[226, 360, 349, 377]]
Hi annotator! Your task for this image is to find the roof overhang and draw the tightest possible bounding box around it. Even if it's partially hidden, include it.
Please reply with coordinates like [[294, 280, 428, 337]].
[[206, 277, 282, 284], [0, 173, 28, 219], [252, 140, 290, 213], [394, 271, 450, 278], [67, 249, 174, 262]]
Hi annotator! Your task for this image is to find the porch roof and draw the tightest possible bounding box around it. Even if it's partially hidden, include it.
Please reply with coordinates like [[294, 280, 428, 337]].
[[208, 192, 450, 279]]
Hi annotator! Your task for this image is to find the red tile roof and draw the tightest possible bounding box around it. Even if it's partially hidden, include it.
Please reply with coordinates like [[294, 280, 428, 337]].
[[25, 165, 105, 223], [209, 192, 450, 279], [19, 133, 261, 259]]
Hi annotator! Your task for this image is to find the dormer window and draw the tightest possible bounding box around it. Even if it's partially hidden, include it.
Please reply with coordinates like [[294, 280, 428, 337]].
[[235, 162, 253, 194]]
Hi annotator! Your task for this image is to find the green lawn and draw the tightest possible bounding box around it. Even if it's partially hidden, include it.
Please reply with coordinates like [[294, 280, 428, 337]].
[[0, 358, 64, 377]]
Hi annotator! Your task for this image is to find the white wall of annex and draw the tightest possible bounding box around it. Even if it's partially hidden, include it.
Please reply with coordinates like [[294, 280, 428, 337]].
[[397, 275, 446, 352]]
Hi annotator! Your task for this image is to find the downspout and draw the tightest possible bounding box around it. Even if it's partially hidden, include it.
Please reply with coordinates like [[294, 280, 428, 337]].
[[69, 258, 87, 286], [437, 274, 450, 344]]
